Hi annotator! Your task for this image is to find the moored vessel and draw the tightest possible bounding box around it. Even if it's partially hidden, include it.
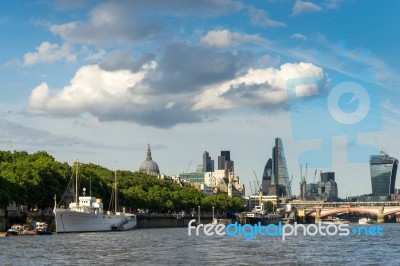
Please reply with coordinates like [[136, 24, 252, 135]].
[[358, 217, 375, 225], [54, 161, 137, 233], [320, 217, 350, 225]]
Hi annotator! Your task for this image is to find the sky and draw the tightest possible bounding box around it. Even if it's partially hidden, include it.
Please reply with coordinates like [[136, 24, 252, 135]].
[[1, 0, 400, 198]]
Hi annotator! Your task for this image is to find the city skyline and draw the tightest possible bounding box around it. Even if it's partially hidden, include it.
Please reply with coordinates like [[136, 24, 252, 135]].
[[1, 1, 400, 198]]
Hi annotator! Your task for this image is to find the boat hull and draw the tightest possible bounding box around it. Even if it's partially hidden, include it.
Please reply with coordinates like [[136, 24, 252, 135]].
[[55, 209, 137, 233]]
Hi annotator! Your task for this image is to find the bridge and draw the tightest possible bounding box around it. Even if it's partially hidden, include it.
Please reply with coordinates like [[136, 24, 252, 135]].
[[290, 201, 400, 223]]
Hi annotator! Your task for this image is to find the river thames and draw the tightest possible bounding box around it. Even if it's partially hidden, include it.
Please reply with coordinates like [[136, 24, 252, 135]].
[[1, 223, 399, 265]]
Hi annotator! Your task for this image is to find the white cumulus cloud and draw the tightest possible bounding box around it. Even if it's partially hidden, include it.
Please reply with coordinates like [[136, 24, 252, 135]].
[[201, 29, 264, 47], [292, 33, 307, 41], [23, 42, 76, 66], [292, 0, 322, 16], [28, 64, 152, 115], [192, 62, 325, 111]]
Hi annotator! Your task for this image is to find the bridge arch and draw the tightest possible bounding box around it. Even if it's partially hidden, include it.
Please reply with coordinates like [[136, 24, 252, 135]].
[[308, 208, 379, 217]]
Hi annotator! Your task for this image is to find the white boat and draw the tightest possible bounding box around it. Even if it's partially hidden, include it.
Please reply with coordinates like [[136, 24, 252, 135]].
[[54, 162, 137, 233], [358, 217, 375, 225], [211, 218, 231, 226], [6, 224, 26, 236], [320, 217, 350, 225]]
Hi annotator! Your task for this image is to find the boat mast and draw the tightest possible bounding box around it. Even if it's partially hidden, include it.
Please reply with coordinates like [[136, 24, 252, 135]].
[[75, 160, 79, 207], [115, 162, 118, 214]]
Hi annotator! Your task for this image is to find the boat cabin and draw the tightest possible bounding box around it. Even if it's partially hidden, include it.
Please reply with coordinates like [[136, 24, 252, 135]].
[[69, 196, 104, 214]]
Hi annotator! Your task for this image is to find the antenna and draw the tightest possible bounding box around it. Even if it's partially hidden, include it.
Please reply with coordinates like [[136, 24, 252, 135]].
[[375, 137, 387, 155], [115, 161, 118, 214]]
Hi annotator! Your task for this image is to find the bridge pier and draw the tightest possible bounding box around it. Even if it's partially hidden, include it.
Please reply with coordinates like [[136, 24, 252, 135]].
[[315, 208, 321, 224], [377, 206, 384, 223]]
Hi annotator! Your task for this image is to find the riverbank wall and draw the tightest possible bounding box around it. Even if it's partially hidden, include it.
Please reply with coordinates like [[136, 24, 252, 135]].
[[136, 213, 221, 228]]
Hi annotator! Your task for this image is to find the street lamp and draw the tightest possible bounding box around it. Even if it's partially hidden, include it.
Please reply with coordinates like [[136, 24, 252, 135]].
[[198, 205, 201, 224]]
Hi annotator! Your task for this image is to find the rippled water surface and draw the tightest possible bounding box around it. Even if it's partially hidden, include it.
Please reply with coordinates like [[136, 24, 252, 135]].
[[1, 224, 400, 265]]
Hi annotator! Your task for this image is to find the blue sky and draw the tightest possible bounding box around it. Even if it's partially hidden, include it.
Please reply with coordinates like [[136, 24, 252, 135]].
[[1, 0, 400, 197]]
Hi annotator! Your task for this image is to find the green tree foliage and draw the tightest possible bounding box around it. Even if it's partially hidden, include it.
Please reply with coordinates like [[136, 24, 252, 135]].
[[0, 150, 245, 213], [265, 201, 274, 213], [0, 150, 70, 209], [0, 175, 13, 210]]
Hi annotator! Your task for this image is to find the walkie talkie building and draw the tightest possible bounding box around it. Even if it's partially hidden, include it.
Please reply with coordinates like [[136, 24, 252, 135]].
[[370, 152, 398, 196]]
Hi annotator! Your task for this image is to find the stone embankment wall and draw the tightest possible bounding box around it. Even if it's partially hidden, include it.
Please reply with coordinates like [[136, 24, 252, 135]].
[[136, 213, 216, 228]]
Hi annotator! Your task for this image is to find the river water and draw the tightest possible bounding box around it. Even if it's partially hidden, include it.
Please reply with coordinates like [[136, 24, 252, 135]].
[[1, 223, 399, 265]]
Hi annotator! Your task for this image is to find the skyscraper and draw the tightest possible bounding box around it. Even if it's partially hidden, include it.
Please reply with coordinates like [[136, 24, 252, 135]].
[[262, 138, 292, 197], [370, 152, 398, 196], [218, 150, 234, 172], [320, 172, 335, 183], [262, 158, 272, 194], [202, 151, 214, 172], [272, 138, 292, 197]]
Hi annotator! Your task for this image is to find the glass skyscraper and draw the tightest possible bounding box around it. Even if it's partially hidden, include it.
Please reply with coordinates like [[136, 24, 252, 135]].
[[261, 138, 292, 197], [369, 153, 398, 196]]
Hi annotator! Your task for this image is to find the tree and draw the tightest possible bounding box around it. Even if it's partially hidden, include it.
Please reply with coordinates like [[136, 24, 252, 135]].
[[265, 201, 274, 213]]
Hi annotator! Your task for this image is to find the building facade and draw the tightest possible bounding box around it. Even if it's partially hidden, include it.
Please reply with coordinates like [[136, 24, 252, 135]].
[[370, 153, 398, 196], [261, 138, 292, 197], [218, 150, 234, 172], [202, 151, 214, 172]]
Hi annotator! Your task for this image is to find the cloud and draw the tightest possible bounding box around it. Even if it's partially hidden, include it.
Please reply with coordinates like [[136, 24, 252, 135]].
[[1, 59, 20, 68], [325, 0, 343, 9], [248, 6, 286, 27], [292, 33, 307, 41], [50, 0, 243, 44], [50, 3, 164, 44], [48, 0, 94, 10], [27, 61, 203, 128], [100, 51, 155, 72], [292, 0, 322, 16], [23, 42, 76, 66], [27, 41, 326, 128], [286, 35, 400, 92], [201, 29, 264, 48], [258, 54, 281, 67], [144, 42, 253, 93], [193, 62, 326, 111], [0, 118, 82, 148]]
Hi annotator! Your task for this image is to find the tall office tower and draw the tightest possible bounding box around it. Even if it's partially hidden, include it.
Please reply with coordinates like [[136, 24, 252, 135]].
[[272, 138, 292, 197], [262, 158, 272, 195], [218, 150, 234, 172], [221, 151, 230, 161], [320, 172, 335, 183], [264, 138, 292, 197], [202, 151, 214, 172], [370, 152, 398, 196]]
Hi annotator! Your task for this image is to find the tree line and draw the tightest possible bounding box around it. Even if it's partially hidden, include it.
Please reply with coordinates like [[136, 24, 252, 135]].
[[0, 150, 244, 214]]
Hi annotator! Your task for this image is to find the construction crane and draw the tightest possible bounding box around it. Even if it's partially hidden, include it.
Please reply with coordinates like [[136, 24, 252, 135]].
[[253, 170, 261, 193], [249, 181, 254, 195], [313, 169, 317, 183], [185, 160, 192, 173], [288, 174, 294, 187], [305, 163, 308, 182]]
